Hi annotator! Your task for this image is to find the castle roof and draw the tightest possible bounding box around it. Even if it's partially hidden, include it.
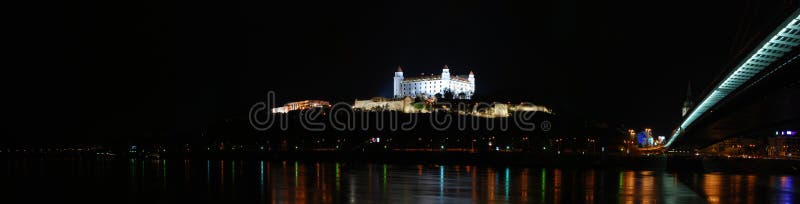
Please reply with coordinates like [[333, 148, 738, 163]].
[[403, 75, 441, 82], [453, 75, 471, 82], [403, 75, 470, 83]]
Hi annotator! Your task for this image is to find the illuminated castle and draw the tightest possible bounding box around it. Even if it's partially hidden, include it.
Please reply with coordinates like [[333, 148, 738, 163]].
[[393, 65, 475, 99]]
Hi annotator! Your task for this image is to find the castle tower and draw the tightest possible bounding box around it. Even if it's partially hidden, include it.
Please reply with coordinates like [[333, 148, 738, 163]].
[[393, 66, 404, 98], [468, 70, 475, 99], [441, 65, 451, 81], [681, 81, 693, 117]]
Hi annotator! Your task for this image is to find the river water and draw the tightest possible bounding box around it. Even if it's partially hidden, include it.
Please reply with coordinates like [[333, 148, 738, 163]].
[[2, 159, 797, 203]]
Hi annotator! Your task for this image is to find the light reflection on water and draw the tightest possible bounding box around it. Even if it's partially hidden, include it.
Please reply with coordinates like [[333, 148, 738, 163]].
[[191, 160, 798, 203], [133, 160, 797, 203], [2, 159, 799, 203]]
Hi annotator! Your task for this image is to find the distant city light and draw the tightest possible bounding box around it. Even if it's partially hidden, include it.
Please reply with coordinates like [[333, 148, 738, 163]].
[[272, 100, 330, 113]]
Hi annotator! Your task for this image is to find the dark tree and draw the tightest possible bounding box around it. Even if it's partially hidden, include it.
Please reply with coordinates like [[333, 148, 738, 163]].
[[443, 89, 454, 99]]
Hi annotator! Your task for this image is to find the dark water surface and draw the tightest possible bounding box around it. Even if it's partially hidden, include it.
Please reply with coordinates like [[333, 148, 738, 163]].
[[2, 159, 798, 203]]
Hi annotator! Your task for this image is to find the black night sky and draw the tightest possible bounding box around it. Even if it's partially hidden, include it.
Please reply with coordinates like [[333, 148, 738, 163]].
[[6, 0, 798, 143]]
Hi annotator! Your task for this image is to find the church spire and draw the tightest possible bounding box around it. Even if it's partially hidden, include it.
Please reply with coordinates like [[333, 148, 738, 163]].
[[681, 81, 693, 117], [396, 66, 403, 72], [685, 81, 692, 102]]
